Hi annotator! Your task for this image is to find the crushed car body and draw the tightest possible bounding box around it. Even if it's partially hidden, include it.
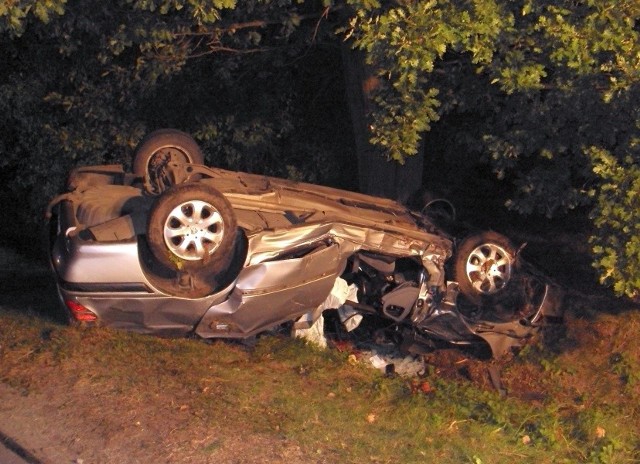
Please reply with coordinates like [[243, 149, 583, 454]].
[[47, 129, 563, 357]]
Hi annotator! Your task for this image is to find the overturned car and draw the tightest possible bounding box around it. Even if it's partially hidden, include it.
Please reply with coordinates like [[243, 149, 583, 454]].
[[47, 129, 563, 357]]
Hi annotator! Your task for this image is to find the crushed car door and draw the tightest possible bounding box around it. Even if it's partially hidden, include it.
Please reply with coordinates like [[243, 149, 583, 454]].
[[195, 241, 343, 338]]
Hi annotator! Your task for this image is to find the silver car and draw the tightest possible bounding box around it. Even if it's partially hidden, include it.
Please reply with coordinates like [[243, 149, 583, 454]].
[[47, 129, 563, 357]]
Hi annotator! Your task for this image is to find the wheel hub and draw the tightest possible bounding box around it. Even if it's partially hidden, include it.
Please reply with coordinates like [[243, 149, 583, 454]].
[[466, 243, 512, 295], [163, 199, 225, 261]]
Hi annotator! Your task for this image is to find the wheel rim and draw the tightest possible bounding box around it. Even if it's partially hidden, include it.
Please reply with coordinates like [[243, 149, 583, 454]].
[[163, 200, 225, 261], [465, 243, 512, 295]]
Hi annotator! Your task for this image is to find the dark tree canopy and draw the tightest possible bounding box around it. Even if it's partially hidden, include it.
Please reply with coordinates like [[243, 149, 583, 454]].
[[1, 0, 638, 297]]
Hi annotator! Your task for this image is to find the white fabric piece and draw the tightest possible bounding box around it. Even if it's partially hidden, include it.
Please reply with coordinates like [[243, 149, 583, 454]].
[[293, 277, 361, 347], [337, 305, 363, 332], [293, 312, 327, 348]]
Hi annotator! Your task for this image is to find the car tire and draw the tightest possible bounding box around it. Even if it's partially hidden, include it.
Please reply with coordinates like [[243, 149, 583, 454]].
[[147, 183, 238, 275], [132, 129, 205, 179], [453, 231, 517, 305]]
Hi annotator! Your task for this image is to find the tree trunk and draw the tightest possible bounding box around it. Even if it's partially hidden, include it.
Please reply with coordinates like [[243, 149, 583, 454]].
[[340, 45, 424, 203]]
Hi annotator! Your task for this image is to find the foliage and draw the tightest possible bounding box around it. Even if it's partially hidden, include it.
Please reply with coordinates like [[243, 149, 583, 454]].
[[343, 0, 640, 195], [0, 0, 66, 36], [344, 0, 511, 162], [588, 147, 640, 299]]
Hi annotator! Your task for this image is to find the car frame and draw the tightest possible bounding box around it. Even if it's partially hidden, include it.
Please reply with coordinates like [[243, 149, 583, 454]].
[[47, 129, 563, 357]]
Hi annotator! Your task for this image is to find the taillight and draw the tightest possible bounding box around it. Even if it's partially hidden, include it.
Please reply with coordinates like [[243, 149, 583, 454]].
[[65, 300, 98, 322]]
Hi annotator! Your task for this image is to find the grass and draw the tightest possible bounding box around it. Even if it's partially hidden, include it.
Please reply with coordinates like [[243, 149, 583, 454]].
[[1, 298, 640, 463]]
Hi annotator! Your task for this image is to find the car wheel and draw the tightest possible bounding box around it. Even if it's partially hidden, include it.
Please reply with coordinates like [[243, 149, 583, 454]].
[[147, 183, 237, 275], [133, 128, 204, 179], [453, 231, 517, 305]]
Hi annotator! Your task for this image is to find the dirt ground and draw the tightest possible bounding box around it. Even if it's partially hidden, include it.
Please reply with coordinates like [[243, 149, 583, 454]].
[[0, 382, 317, 464]]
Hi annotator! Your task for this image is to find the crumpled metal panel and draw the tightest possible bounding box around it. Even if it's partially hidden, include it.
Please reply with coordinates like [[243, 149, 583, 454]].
[[195, 218, 452, 338], [195, 243, 343, 337], [244, 222, 447, 266], [243, 221, 450, 291], [66, 293, 217, 335]]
